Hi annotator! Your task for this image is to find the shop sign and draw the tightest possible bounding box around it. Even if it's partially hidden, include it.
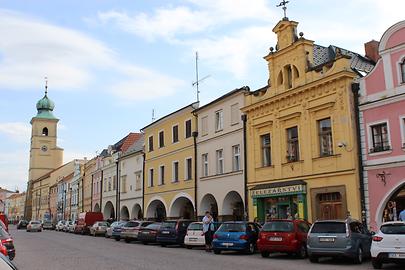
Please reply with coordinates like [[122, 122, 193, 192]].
[[251, 184, 305, 197]]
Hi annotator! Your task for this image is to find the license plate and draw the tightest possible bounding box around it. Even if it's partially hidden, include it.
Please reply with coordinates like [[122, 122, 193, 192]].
[[143, 231, 149, 234], [269, 237, 282, 241], [222, 242, 234, 246], [189, 238, 197, 241], [388, 253, 405, 258], [319, 237, 335, 242], [162, 231, 170, 234]]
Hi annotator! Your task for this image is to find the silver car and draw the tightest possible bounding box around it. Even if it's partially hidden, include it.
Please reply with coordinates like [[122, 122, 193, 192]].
[[90, 221, 109, 237], [26, 220, 42, 232], [121, 221, 154, 243], [307, 219, 372, 264]]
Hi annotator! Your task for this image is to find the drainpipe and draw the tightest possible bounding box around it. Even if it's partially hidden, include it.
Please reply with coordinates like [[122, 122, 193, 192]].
[[116, 154, 121, 221], [100, 170, 103, 214], [241, 114, 249, 221], [193, 130, 198, 220], [90, 175, 93, 212], [142, 151, 146, 219], [352, 82, 367, 226]]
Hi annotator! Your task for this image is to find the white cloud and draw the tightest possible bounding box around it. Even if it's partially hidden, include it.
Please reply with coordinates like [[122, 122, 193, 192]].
[[0, 151, 28, 192], [0, 9, 184, 101], [0, 122, 31, 143]]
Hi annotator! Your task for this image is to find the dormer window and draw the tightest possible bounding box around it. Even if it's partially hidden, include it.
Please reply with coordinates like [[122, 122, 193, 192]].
[[42, 127, 48, 136], [401, 58, 405, 83]]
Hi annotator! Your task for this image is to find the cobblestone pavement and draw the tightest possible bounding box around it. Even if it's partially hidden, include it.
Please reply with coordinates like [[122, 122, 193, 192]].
[[8, 226, 402, 270]]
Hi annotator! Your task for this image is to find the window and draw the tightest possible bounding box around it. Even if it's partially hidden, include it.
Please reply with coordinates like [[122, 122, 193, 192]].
[[185, 158, 192, 180], [202, 153, 208, 177], [159, 166, 165, 185], [148, 136, 154, 152], [370, 123, 390, 152], [287, 126, 299, 162], [135, 172, 141, 191], [149, 168, 154, 187], [261, 134, 271, 166], [121, 176, 127, 193], [185, 120, 192, 138], [172, 125, 179, 143], [42, 127, 48, 136], [113, 175, 116, 190], [215, 110, 224, 131], [232, 145, 241, 171], [401, 59, 405, 83], [159, 131, 164, 148], [172, 161, 179, 182], [318, 118, 333, 156], [201, 116, 208, 136], [286, 65, 292, 89], [231, 103, 239, 125], [108, 178, 111, 191], [216, 149, 224, 174]]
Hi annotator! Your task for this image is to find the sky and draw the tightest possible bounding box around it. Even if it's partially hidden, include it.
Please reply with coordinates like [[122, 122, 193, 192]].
[[0, 0, 404, 192]]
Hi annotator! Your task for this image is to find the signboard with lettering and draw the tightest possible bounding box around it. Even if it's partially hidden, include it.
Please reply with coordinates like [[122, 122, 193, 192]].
[[251, 184, 306, 198]]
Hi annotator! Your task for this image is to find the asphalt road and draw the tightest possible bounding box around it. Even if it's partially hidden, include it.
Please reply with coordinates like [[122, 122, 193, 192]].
[[7, 226, 402, 270]]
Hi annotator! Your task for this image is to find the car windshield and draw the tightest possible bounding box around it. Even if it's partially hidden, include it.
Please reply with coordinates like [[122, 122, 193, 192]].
[[311, 222, 346, 233], [98, 222, 108, 226], [381, 224, 405, 234], [31, 221, 41, 225], [161, 222, 176, 229], [145, 223, 161, 230], [262, 221, 294, 232], [125, 221, 139, 227], [188, 223, 203, 231], [218, 223, 245, 232]]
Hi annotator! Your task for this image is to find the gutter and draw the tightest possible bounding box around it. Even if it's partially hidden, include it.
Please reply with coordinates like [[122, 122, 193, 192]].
[[241, 114, 249, 221]]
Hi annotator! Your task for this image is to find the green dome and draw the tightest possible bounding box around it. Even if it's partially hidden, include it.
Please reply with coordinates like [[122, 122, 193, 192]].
[[34, 92, 57, 120]]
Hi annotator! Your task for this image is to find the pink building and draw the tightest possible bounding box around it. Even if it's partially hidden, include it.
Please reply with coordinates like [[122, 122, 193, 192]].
[[359, 20, 405, 231]]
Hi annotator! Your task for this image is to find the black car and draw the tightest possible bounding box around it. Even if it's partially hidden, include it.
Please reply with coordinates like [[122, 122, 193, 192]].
[[16, 221, 28, 230], [0, 228, 15, 261], [138, 222, 162, 244], [156, 219, 194, 246]]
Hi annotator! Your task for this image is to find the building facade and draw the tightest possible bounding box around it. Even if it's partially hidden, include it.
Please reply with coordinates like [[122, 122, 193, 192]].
[[4, 192, 25, 222], [195, 88, 248, 221], [359, 20, 405, 230], [143, 103, 198, 221], [83, 158, 96, 213], [243, 18, 374, 223]]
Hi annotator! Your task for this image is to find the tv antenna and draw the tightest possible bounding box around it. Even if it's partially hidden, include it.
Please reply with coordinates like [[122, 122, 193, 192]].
[[192, 51, 210, 102], [152, 109, 156, 122]]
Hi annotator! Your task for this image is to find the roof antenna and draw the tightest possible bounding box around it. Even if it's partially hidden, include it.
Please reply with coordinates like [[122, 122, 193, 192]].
[[276, 0, 290, 20], [152, 109, 156, 122], [192, 51, 210, 103]]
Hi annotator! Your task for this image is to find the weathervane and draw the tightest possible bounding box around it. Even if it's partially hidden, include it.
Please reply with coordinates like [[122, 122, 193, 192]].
[[276, 0, 290, 19], [44, 76, 48, 96]]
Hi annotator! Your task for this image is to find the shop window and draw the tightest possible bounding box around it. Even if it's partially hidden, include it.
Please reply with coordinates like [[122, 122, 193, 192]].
[[382, 184, 405, 223], [370, 123, 390, 153], [202, 153, 208, 177], [286, 127, 299, 162], [185, 119, 192, 138], [159, 131, 164, 148], [401, 58, 405, 83], [172, 125, 179, 143], [318, 118, 333, 156], [261, 134, 271, 166], [215, 110, 224, 131], [216, 149, 224, 174]]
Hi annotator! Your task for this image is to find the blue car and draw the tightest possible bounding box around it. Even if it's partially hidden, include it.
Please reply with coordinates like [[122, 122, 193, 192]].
[[212, 222, 261, 254], [111, 221, 127, 241]]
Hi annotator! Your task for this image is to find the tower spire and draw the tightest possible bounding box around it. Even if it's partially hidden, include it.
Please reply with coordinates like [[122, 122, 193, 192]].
[[45, 76, 48, 96]]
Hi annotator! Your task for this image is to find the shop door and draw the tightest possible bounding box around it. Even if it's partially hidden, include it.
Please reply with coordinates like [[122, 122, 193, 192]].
[[319, 202, 342, 220], [277, 203, 290, 219]]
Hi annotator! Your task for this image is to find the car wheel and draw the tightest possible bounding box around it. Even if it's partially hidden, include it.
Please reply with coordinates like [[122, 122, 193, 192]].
[[309, 255, 318, 263], [372, 258, 382, 269], [115, 237, 120, 241], [261, 251, 270, 258], [125, 238, 131, 243], [354, 246, 363, 264], [296, 245, 307, 259], [142, 241, 148, 245], [186, 245, 192, 249], [213, 249, 221, 255]]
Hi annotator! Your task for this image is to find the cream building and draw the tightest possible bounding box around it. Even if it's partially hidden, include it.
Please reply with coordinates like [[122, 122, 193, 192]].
[[195, 88, 249, 221]]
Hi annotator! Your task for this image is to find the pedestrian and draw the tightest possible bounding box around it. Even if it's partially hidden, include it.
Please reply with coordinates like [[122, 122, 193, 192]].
[[202, 211, 213, 252], [399, 208, 405, 221]]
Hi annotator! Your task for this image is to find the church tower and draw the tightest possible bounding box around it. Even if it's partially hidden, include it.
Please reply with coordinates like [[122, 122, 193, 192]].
[[25, 84, 63, 219]]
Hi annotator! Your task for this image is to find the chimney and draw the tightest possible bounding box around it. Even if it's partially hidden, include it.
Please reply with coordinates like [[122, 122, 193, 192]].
[[364, 40, 380, 63]]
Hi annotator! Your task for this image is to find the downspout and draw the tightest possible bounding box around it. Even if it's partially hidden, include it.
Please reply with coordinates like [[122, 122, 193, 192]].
[[241, 114, 249, 221], [352, 82, 366, 225], [116, 154, 120, 221], [192, 130, 198, 220], [142, 152, 146, 219], [100, 170, 103, 214], [82, 162, 85, 213], [90, 175, 93, 212]]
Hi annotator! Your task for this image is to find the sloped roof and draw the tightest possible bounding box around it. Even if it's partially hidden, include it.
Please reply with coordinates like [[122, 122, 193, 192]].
[[122, 134, 144, 157], [121, 133, 142, 153]]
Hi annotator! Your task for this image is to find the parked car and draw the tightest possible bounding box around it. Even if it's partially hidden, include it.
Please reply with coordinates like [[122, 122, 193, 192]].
[[26, 221, 42, 232], [0, 215, 8, 233], [156, 220, 194, 247], [89, 221, 109, 237], [138, 222, 162, 245], [257, 219, 311, 258], [105, 221, 126, 239], [307, 219, 372, 264], [184, 222, 222, 249], [63, 221, 72, 232], [41, 220, 54, 230], [68, 220, 77, 233], [371, 221, 405, 269], [55, 220, 65, 231], [121, 221, 154, 243], [16, 220, 28, 230], [0, 228, 15, 261], [0, 223, 6, 235], [75, 212, 104, 235], [0, 253, 17, 270], [212, 222, 261, 254]]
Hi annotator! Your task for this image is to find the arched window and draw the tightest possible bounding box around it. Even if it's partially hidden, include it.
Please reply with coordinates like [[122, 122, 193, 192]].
[[284, 65, 292, 89], [277, 71, 283, 86], [42, 127, 48, 136], [401, 58, 405, 83]]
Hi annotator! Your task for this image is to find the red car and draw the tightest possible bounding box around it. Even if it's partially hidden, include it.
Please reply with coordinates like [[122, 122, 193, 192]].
[[0, 227, 15, 260], [257, 219, 311, 258]]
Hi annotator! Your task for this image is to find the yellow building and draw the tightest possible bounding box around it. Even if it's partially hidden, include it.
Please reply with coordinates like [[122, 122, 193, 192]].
[[242, 18, 374, 223], [142, 103, 198, 220]]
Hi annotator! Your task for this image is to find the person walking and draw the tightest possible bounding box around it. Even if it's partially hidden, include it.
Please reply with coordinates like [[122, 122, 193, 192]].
[[202, 211, 213, 252], [399, 208, 405, 221]]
